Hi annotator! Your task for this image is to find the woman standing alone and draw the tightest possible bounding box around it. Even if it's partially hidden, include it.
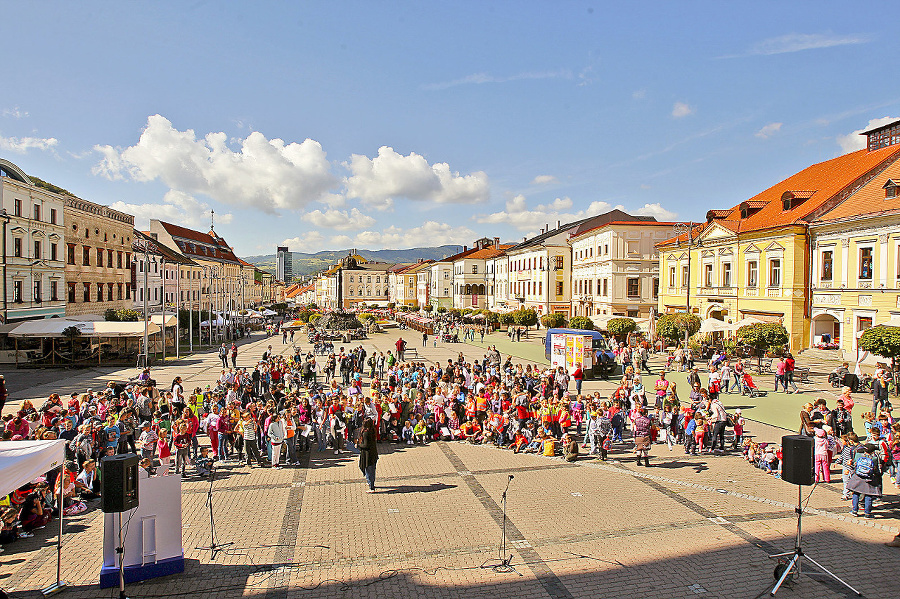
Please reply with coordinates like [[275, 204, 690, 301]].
[[358, 417, 378, 493]]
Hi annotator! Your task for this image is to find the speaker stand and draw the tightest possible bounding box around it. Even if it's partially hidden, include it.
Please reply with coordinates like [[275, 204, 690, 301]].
[[116, 511, 130, 599], [767, 486, 861, 596], [195, 465, 233, 560]]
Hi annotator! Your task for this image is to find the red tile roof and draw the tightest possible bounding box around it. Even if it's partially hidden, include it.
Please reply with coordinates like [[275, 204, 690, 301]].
[[157, 221, 241, 264], [659, 145, 900, 246]]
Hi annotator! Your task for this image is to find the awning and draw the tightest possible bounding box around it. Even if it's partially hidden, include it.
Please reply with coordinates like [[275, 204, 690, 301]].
[[0, 439, 65, 497], [731, 315, 772, 329], [150, 314, 178, 327], [8, 319, 161, 338]]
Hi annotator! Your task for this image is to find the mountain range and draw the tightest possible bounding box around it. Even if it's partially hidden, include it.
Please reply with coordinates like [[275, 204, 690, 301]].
[[242, 245, 465, 280]]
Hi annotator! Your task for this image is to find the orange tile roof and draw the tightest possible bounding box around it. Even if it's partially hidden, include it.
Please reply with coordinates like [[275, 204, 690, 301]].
[[817, 153, 900, 222], [659, 145, 900, 246], [459, 244, 515, 260]]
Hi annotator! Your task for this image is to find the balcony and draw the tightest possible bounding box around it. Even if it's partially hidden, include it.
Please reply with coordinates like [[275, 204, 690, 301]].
[[744, 287, 758, 297], [766, 288, 782, 298], [696, 286, 737, 297]]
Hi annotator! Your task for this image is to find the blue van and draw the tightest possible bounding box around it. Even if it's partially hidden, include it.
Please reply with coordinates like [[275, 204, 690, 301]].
[[543, 328, 618, 379]]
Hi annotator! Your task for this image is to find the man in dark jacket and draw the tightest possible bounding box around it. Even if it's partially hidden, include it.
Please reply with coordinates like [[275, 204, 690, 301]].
[[873, 372, 890, 416], [358, 417, 378, 493]]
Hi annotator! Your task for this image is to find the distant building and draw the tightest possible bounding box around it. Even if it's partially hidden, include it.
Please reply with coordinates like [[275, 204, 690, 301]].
[[276, 246, 292, 282]]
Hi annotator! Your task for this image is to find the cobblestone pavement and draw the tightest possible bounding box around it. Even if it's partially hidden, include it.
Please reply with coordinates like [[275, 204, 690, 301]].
[[2, 328, 899, 599]]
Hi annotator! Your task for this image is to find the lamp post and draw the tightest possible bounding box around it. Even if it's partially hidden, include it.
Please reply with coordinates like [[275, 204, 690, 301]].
[[1, 208, 9, 324], [673, 222, 694, 347], [133, 237, 152, 368]]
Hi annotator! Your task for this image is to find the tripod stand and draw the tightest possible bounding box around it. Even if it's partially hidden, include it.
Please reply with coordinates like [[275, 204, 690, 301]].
[[767, 485, 861, 596], [498, 474, 514, 570], [195, 464, 233, 560]]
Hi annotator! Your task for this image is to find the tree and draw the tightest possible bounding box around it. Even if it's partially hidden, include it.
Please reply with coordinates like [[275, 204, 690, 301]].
[[387, 302, 396, 310], [105, 308, 141, 322], [499, 312, 514, 326], [736, 322, 789, 367], [513, 308, 538, 328], [568, 316, 595, 331], [448, 308, 461, 319], [483, 310, 499, 324], [858, 326, 900, 369], [541, 313, 565, 328], [606, 317, 636, 341], [436, 306, 447, 314], [656, 313, 701, 345], [423, 304, 434, 313], [62, 325, 81, 362]]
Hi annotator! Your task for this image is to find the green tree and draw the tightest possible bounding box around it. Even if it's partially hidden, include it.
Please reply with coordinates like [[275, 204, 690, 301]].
[[606, 317, 636, 341], [540, 313, 566, 328], [858, 326, 900, 369], [736, 322, 789, 367], [62, 325, 81, 362], [448, 308, 461, 319], [483, 310, 499, 324], [513, 308, 538, 328], [568, 315, 595, 331], [387, 302, 396, 310], [499, 311, 514, 326], [423, 304, 434, 313], [656, 313, 701, 344], [436, 306, 447, 314]]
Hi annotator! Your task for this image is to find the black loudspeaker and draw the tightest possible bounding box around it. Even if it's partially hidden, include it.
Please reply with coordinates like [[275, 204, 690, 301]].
[[781, 435, 814, 486], [101, 453, 139, 513]]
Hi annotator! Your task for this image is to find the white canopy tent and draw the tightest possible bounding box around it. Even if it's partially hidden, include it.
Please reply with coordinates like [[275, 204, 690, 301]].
[[729, 316, 766, 331], [149, 314, 178, 328], [0, 440, 68, 594]]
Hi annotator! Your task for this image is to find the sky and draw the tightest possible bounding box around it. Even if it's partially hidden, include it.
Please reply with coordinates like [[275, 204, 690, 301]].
[[1, 1, 898, 258]]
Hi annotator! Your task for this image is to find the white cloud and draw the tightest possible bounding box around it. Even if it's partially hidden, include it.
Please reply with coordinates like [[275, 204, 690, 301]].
[[755, 122, 783, 139], [109, 190, 232, 231], [0, 134, 58, 153], [281, 231, 325, 253], [634, 202, 678, 220], [743, 33, 871, 57], [531, 175, 558, 185], [305, 207, 376, 231], [671, 102, 694, 118], [837, 116, 898, 153], [331, 221, 476, 250], [93, 114, 337, 213], [423, 69, 571, 91], [344, 146, 489, 206], [2, 107, 28, 119], [475, 195, 622, 232]]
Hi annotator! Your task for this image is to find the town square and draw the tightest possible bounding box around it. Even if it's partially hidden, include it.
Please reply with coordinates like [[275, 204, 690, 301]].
[[2, 3, 900, 599]]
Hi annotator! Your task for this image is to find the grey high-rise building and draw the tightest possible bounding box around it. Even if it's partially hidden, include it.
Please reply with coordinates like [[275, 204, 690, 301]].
[[276, 246, 293, 282]]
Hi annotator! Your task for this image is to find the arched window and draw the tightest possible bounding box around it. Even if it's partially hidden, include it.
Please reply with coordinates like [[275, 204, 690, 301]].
[[465, 284, 472, 295]]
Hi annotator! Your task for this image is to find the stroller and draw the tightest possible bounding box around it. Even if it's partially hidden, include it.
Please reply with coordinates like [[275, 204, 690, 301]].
[[742, 373, 767, 397]]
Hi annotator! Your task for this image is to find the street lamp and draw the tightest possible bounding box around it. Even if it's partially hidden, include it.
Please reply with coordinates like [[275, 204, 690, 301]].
[[673, 222, 694, 347], [1, 208, 9, 324], [133, 237, 152, 368]]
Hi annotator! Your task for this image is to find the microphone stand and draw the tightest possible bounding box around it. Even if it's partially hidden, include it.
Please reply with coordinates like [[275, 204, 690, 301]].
[[500, 474, 514, 569], [195, 463, 233, 560]]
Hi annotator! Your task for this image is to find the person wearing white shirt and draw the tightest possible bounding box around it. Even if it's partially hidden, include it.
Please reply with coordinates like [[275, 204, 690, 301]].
[[267, 413, 286, 467]]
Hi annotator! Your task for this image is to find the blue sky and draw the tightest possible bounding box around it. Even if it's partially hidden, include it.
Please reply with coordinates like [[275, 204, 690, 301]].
[[1, 1, 897, 257]]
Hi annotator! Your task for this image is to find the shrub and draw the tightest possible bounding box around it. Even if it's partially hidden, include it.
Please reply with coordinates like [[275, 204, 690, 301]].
[[568, 316, 595, 331]]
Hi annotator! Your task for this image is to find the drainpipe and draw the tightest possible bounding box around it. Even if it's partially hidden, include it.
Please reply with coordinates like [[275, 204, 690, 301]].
[[1, 209, 8, 324]]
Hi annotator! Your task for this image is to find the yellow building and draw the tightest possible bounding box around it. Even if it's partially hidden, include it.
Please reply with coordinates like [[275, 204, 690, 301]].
[[658, 122, 900, 351], [809, 118, 900, 357]]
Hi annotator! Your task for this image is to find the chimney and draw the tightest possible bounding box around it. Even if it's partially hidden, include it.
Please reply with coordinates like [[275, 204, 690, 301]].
[[494, 236, 500, 249], [523, 236, 527, 243], [463, 245, 467, 252], [557, 220, 561, 229], [545, 223, 549, 233]]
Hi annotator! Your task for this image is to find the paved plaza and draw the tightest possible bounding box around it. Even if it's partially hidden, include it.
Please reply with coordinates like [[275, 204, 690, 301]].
[[1, 329, 899, 599]]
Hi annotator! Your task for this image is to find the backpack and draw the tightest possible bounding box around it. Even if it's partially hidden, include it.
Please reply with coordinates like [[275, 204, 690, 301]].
[[855, 453, 876, 478]]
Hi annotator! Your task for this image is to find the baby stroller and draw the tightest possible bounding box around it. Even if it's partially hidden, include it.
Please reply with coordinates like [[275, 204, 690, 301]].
[[742, 373, 767, 397]]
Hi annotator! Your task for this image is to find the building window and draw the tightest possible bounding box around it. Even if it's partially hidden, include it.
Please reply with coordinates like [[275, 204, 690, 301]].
[[821, 251, 833, 281], [554, 256, 564, 270], [682, 265, 689, 287], [627, 278, 640, 297], [34, 240, 41, 260], [50, 281, 58, 301], [67, 283, 76, 303], [83, 283, 91, 302], [748, 261, 758, 287], [722, 263, 732, 288], [117, 251, 123, 268], [108, 249, 113, 266], [859, 247, 873, 280], [50, 243, 58, 262], [704, 264, 713, 287], [653, 278, 659, 299], [67, 244, 75, 265], [13, 280, 22, 303], [50, 208, 57, 224], [603, 279, 609, 296], [669, 266, 676, 287], [556, 281, 563, 296], [472, 265, 478, 274], [108, 282, 114, 300], [97, 283, 104, 302], [33, 280, 41, 303], [33, 204, 40, 221], [627, 310, 639, 318], [13, 237, 22, 258], [125, 284, 131, 300], [83, 246, 90, 266], [769, 259, 781, 287], [97, 248, 104, 267]]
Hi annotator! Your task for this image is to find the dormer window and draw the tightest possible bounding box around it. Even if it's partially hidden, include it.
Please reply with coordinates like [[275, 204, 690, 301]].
[[884, 179, 899, 199], [780, 190, 815, 211]]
